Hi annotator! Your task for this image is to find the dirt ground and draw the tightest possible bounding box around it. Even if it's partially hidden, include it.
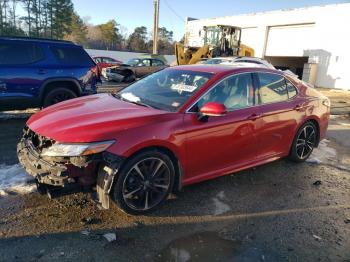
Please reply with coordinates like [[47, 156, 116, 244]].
[[0, 87, 349, 261]]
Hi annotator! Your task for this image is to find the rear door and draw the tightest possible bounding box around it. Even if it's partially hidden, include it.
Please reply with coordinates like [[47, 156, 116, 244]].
[[49, 45, 97, 92], [134, 59, 152, 77], [253, 72, 304, 159], [0, 40, 46, 107]]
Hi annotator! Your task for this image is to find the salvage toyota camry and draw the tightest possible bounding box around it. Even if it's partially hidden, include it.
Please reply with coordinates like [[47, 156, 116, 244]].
[[18, 65, 330, 214]]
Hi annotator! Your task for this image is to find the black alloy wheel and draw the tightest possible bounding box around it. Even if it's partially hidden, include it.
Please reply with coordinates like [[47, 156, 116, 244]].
[[112, 151, 175, 215], [289, 122, 317, 162]]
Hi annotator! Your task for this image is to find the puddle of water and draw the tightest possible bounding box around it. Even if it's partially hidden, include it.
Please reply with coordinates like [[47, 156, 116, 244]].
[[212, 191, 231, 215], [156, 231, 279, 262], [0, 164, 36, 196], [155, 232, 240, 262]]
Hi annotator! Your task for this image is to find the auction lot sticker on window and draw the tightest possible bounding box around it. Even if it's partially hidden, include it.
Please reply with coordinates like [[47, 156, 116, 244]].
[[171, 83, 197, 93]]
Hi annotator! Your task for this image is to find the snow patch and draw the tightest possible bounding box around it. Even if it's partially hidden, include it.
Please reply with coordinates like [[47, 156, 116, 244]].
[[0, 108, 38, 120], [0, 164, 36, 196], [307, 139, 337, 165], [170, 248, 191, 262], [212, 191, 231, 215]]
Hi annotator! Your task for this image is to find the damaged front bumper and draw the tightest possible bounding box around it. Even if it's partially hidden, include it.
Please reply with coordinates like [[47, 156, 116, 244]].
[[17, 127, 125, 208]]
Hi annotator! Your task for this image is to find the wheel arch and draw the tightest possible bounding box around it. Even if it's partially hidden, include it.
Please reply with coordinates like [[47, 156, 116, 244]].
[[119, 145, 184, 192], [303, 117, 321, 147], [40, 78, 82, 102], [120, 68, 134, 76]]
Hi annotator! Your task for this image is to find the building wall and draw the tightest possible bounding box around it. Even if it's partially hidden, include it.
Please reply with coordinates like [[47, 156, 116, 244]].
[[185, 4, 350, 90]]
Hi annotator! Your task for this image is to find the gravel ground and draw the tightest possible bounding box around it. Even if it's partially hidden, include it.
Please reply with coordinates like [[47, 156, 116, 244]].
[[0, 88, 349, 261]]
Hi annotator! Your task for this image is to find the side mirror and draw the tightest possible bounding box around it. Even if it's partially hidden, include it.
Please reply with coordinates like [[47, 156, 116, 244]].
[[199, 102, 227, 118]]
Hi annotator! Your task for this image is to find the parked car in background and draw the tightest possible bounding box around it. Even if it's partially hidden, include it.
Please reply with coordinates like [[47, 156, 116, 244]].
[[93, 56, 122, 77], [199, 56, 275, 69], [18, 64, 330, 214], [104, 57, 168, 82], [0, 37, 100, 110]]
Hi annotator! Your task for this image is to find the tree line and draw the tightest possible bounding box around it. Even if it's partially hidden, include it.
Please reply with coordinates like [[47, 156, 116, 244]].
[[0, 0, 175, 54]]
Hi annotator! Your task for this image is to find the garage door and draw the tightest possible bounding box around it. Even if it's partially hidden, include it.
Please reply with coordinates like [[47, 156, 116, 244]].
[[265, 24, 316, 57], [241, 27, 259, 50]]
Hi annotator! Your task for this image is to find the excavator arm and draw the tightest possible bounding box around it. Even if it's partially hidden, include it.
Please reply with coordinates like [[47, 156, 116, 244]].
[[175, 43, 211, 65]]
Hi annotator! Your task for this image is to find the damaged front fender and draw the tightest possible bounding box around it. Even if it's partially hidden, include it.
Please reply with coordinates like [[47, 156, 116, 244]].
[[96, 152, 125, 209]]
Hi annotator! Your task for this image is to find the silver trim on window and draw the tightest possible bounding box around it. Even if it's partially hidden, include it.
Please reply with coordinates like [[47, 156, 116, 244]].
[[185, 70, 300, 113]]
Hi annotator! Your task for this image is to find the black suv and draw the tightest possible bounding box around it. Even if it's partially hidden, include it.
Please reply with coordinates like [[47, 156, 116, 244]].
[[0, 37, 100, 110]]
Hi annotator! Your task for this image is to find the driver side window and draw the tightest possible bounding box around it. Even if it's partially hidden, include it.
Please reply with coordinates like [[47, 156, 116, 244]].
[[193, 73, 254, 111]]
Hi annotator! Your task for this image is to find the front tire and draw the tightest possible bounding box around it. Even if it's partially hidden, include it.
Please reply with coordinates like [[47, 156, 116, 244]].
[[112, 150, 175, 215], [289, 122, 317, 162], [124, 72, 135, 83]]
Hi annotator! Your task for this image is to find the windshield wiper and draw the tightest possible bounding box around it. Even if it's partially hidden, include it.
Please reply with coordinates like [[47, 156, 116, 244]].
[[113, 93, 154, 109]]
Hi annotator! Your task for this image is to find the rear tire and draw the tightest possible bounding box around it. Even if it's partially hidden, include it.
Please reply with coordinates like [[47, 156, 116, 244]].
[[43, 88, 77, 107], [112, 150, 175, 215], [289, 121, 317, 162]]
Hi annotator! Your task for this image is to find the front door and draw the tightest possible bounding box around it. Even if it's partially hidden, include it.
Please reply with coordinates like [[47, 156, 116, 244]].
[[182, 73, 260, 184]]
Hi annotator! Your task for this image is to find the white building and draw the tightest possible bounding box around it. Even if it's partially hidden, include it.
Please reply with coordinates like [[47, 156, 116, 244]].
[[185, 3, 350, 90]]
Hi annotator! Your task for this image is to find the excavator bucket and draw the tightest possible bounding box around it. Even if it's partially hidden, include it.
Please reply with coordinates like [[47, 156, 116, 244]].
[[239, 44, 255, 57], [175, 43, 187, 65]]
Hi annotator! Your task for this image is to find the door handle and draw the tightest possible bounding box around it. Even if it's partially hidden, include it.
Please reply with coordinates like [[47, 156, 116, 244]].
[[247, 113, 262, 121], [294, 105, 302, 111], [38, 69, 47, 75]]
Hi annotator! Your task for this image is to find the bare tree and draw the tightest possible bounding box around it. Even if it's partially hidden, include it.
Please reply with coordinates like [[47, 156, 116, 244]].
[[22, 0, 32, 36]]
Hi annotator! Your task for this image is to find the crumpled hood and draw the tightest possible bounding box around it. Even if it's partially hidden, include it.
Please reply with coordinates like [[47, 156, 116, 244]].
[[27, 94, 168, 143]]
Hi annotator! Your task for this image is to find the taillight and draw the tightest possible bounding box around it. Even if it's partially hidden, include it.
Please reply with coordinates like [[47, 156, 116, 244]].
[[91, 65, 101, 82]]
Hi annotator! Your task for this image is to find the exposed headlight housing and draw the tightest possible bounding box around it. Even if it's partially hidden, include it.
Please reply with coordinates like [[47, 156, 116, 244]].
[[41, 140, 115, 157]]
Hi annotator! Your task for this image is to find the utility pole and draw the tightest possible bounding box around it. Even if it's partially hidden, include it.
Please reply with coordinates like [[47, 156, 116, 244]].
[[152, 0, 159, 55]]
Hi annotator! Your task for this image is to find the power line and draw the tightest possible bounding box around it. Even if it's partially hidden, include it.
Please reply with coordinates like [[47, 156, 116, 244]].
[[163, 0, 185, 22]]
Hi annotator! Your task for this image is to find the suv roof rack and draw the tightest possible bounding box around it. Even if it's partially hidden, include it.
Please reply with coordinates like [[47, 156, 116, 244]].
[[0, 36, 75, 44]]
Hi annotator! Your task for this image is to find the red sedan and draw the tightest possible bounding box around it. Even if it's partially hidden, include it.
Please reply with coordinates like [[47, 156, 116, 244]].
[[18, 65, 330, 214], [93, 56, 122, 71]]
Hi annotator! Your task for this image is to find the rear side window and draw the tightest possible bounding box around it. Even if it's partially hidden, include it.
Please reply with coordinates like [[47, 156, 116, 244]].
[[0, 42, 44, 65], [51, 46, 94, 66], [103, 57, 116, 63], [152, 59, 164, 66], [257, 73, 288, 104], [286, 79, 298, 98]]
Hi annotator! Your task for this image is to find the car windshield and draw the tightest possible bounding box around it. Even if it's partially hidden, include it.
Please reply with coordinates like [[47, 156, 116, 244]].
[[201, 59, 228, 64], [115, 68, 213, 112], [126, 58, 140, 66]]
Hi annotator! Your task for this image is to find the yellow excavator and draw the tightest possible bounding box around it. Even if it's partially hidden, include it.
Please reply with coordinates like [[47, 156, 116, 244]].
[[175, 25, 254, 65]]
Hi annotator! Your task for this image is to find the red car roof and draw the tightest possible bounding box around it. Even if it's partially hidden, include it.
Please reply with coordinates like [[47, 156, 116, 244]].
[[172, 64, 282, 76]]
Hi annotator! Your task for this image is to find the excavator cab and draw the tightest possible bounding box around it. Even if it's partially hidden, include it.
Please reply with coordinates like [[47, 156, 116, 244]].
[[175, 25, 254, 65], [203, 25, 241, 57]]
